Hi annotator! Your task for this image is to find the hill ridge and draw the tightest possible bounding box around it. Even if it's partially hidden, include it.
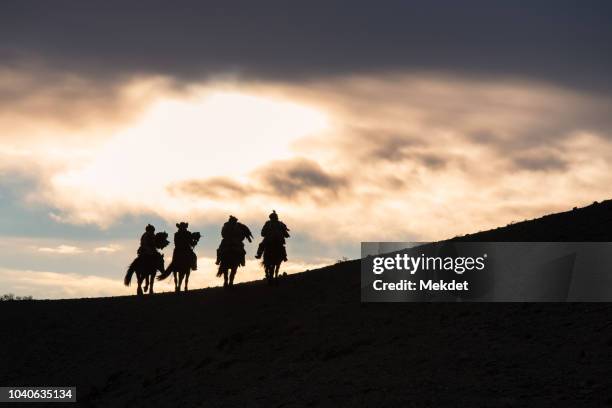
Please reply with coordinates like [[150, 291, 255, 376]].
[[2, 199, 612, 406]]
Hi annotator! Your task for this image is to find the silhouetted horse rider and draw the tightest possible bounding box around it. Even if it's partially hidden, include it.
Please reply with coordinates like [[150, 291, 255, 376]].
[[156, 221, 200, 292], [216, 215, 253, 266], [125, 224, 169, 295], [256, 211, 289, 284], [255, 210, 289, 262], [173, 222, 198, 271], [138, 224, 157, 256], [216, 215, 253, 288]]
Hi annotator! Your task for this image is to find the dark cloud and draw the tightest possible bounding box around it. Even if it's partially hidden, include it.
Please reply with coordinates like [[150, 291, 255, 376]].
[[169, 158, 347, 203], [289, 75, 612, 184], [169, 177, 250, 199], [418, 153, 447, 170], [362, 133, 449, 169], [0, 64, 173, 137], [376, 146, 450, 171], [1, 1, 611, 93], [256, 158, 347, 200], [367, 134, 421, 162], [512, 155, 569, 172]]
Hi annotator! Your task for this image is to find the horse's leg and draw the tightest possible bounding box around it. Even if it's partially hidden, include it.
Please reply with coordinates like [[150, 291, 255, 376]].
[[185, 270, 190, 292], [275, 263, 280, 279], [137, 273, 143, 296], [143, 272, 149, 292], [266, 265, 273, 284], [229, 266, 237, 287], [223, 269, 228, 288], [178, 271, 185, 292], [149, 272, 155, 294], [173, 271, 178, 292]]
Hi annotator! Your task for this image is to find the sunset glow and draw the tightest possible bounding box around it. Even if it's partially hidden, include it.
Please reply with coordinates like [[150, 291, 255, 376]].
[[48, 88, 330, 221], [1, 1, 612, 299]]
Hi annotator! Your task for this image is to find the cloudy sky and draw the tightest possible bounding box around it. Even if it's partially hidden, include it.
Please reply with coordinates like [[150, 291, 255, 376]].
[[1, 1, 612, 298]]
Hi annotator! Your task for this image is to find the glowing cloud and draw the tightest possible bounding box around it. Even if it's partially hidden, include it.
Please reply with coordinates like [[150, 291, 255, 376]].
[[38, 245, 84, 255], [93, 245, 121, 253], [5, 73, 612, 247], [46, 88, 329, 223]]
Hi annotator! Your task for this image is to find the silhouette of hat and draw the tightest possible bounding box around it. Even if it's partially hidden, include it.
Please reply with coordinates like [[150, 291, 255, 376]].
[[229, 215, 238, 221], [145, 224, 155, 232], [176, 222, 189, 229], [269, 210, 278, 220]]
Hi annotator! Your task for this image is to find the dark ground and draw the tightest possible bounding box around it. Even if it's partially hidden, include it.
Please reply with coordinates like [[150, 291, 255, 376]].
[[2, 200, 612, 407]]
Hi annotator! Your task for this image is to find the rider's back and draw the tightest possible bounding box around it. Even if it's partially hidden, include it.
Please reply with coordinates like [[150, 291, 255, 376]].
[[262, 220, 289, 241], [139, 231, 157, 255], [222, 221, 252, 243], [174, 229, 191, 250], [221, 222, 236, 240]]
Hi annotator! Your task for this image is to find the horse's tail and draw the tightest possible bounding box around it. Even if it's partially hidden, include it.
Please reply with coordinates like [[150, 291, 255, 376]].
[[124, 260, 137, 286], [156, 262, 173, 281], [216, 265, 222, 277]]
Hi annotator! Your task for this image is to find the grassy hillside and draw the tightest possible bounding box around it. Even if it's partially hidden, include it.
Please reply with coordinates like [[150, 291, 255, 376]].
[[1, 201, 612, 407]]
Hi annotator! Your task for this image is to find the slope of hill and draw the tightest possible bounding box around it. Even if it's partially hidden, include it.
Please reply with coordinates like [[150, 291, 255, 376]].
[[453, 199, 612, 242], [2, 201, 612, 407]]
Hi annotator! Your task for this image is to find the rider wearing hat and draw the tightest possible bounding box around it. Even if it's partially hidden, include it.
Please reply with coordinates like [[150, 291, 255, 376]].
[[216, 215, 253, 266], [174, 221, 197, 270], [255, 210, 289, 262], [138, 224, 157, 256]]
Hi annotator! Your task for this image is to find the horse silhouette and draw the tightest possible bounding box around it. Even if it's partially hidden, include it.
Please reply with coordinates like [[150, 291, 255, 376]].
[[217, 244, 244, 288], [262, 242, 285, 285], [124, 232, 169, 295], [216, 221, 252, 289], [157, 231, 201, 292]]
